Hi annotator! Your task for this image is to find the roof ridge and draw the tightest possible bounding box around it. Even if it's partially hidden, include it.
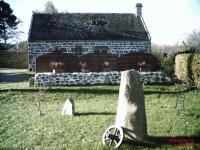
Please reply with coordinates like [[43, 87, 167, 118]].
[[32, 12, 135, 15]]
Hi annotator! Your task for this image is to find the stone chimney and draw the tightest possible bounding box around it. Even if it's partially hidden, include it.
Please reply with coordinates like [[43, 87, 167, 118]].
[[136, 3, 143, 17]]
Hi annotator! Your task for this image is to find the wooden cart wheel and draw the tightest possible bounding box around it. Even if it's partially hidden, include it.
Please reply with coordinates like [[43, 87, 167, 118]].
[[102, 125, 123, 149]]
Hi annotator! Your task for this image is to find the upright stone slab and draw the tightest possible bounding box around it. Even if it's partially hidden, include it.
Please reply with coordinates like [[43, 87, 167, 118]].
[[29, 77, 35, 87], [62, 98, 75, 116], [115, 70, 147, 140]]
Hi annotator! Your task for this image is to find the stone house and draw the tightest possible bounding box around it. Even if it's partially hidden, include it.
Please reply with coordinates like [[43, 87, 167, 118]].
[[28, 3, 152, 73]]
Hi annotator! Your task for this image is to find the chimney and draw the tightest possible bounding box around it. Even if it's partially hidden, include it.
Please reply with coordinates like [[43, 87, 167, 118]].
[[136, 3, 143, 17]]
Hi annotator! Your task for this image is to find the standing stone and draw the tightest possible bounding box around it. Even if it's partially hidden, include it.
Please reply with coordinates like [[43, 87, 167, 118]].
[[62, 98, 75, 116], [115, 70, 147, 141], [29, 77, 35, 87]]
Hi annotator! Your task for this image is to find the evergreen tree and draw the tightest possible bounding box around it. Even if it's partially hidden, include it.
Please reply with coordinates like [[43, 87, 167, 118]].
[[0, 0, 20, 44]]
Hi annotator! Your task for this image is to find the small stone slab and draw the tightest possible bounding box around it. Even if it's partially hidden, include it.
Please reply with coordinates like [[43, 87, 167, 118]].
[[62, 98, 75, 116]]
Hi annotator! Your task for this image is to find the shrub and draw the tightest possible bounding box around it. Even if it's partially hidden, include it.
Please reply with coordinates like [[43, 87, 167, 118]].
[[175, 53, 200, 89], [191, 54, 200, 89], [0, 51, 28, 68], [161, 53, 176, 77], [175, 54, 192, 81], [152, 46, 176, 77]]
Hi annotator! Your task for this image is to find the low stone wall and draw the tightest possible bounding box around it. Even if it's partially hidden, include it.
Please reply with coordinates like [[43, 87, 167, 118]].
[[34, 71, 171, 86], [140, 72, 171, 84]]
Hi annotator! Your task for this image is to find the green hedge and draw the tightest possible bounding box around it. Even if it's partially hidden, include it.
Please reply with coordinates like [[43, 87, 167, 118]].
[[191, 54, 200, 89], [0, 51, 28, 68], [175, 54, 191, 81], [175, 53, 200, 88]]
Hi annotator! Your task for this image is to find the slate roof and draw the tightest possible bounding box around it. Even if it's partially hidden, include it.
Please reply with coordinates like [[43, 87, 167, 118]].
[[28, 13, 150, 42]]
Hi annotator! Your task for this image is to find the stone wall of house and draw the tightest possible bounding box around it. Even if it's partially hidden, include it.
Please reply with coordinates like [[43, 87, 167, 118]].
[[28, 40, 151, 72], [34, 71, 171, 86]]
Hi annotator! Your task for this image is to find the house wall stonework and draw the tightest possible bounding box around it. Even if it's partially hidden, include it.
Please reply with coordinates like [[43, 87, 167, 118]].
[[28, 40, 151, 72]]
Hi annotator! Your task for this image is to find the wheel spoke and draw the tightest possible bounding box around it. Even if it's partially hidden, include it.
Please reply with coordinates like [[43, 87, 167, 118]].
[[114, 140, 119, 146], [113, 128, 118, 136], [104, 137, 110, 141], [107, 130, 112, 135], [109, 139, 114, 146]]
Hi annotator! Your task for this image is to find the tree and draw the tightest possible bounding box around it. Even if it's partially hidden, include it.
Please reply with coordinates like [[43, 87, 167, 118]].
[[17, 41, 28, 51], [186, 29, 200, 52], [0, 0, 20, 45], [152, 44, 176, 77], [44, 1, 58, 14]]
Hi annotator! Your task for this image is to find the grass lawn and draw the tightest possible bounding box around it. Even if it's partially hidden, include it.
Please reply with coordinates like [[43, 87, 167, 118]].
[[0, 73, 200, 149]]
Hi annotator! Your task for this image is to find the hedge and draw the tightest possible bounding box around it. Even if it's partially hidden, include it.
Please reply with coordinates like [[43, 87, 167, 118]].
[[175, 53, 200, 89], [175, 54, 191, 81], [191, 54, 200, 89], [0, 51, 28, 68]]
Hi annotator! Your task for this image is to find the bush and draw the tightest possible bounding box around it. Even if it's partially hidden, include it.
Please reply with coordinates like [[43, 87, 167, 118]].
[[175, 54, 191, 81], [161, 53, 175, 77], [191, 54, 200, 89], [175, 53, 200, 89], [0, 51, 28, 68]]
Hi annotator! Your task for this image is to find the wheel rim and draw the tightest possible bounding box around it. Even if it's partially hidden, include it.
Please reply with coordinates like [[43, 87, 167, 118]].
[[102, 125, 123, 149]]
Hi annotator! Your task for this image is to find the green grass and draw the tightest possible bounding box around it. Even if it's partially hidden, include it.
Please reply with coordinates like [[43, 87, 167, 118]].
[[0, 82, 200, 149]]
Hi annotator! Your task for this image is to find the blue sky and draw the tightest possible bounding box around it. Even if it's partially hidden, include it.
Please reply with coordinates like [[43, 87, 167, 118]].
[[5, 0, 200, 45], [190, 0, 200, 16]]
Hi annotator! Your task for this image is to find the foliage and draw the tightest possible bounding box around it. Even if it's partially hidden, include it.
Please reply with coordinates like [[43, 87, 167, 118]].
[[44, 1, 58, 14], [16, 41, 28, 51], [0, 51, 28, 68], [175, 53, 200, 89], [161, 52, 176, 77], [0, 82, 200, 149], [186, 46, 198, 53], [175, 54, 191, 81], [0, 0, 20, 44], [0, 41, 28, 68], [191, 54, 200, 89], [5, 41, 28, 51], [0, 43, 6, 50], [152, 46, 176, 77], [186, 29, 200, 52]]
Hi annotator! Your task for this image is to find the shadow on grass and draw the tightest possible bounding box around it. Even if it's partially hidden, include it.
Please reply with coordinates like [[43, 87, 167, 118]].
[[0, 72, 34, 83], [75, 112, 115, 116], [0, 88, 119, 94], [145, 87, 196, 95], [122, 134, 200, 149], [0, 87, 196, 95], [0, 147, 16, 150]]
